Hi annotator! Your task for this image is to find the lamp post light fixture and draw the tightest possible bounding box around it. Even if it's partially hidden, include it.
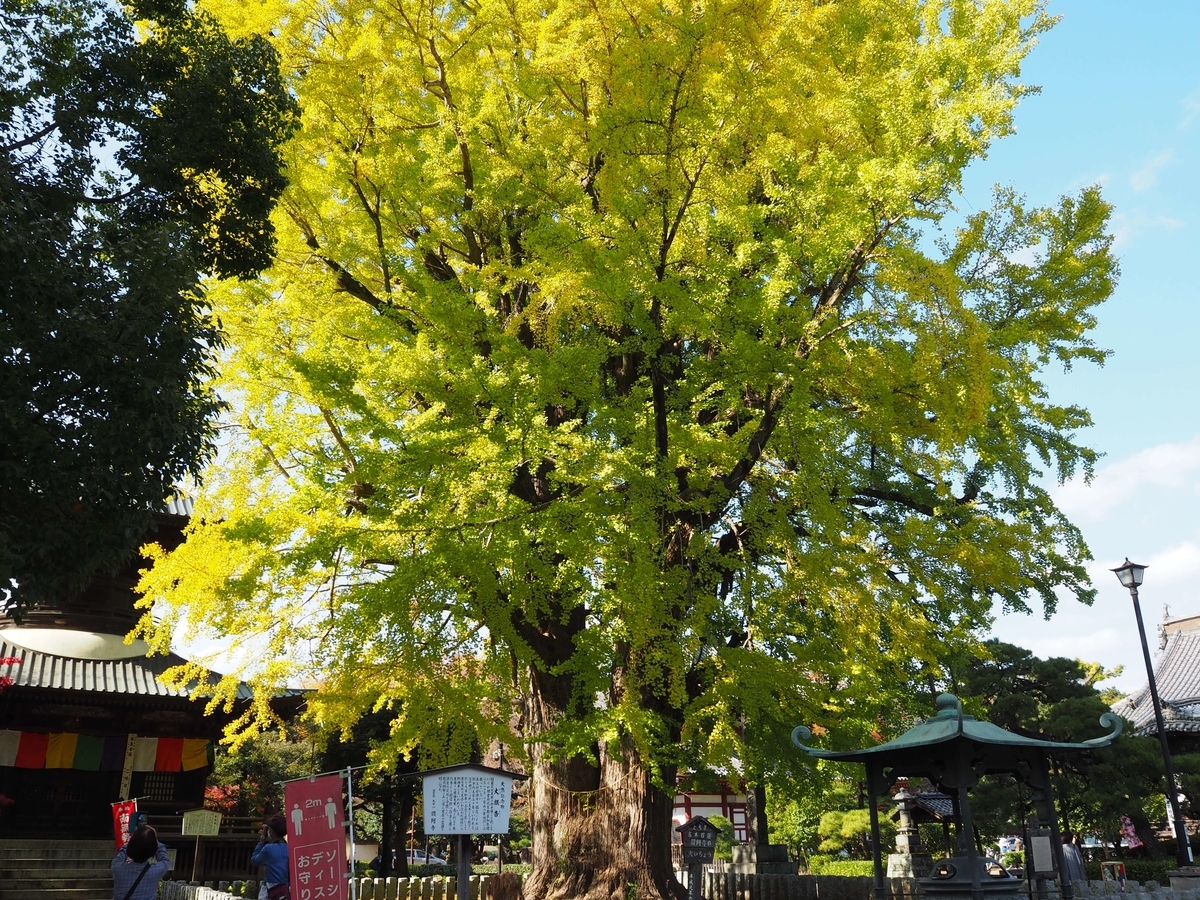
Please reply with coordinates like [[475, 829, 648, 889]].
[[1112, 558, 1193, 867]]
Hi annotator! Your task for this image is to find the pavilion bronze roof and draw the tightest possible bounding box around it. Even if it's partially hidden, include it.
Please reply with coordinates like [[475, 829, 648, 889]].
[[793, 693, 1123, 761]]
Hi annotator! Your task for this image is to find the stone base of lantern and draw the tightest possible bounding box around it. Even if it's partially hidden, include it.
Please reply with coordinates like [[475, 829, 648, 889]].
[[888, 853, 934, 878], [1168, 867, 1200, 891], [730, 844, 798, 875]]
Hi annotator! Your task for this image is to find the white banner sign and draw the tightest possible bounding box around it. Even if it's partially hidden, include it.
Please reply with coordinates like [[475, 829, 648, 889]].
[[423, 770, 514, 835]]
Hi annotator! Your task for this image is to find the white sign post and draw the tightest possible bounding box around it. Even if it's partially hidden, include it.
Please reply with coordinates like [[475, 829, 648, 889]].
[[417, 764, 526, 900], [181, 809, 222, 882], [424, 769, 516, 835]]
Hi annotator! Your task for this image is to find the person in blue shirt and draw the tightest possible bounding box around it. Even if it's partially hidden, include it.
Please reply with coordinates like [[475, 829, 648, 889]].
[[252, 814, 290, 899], [111, 824, 171, 900]]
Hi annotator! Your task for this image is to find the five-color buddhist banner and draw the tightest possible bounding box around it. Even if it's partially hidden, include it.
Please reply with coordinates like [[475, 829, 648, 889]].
[[0, 731, 210, 771]]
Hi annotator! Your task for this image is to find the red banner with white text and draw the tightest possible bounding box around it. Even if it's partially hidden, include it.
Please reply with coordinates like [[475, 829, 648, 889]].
[[285, 774, 347, 900], [111, 799, 137, 850]]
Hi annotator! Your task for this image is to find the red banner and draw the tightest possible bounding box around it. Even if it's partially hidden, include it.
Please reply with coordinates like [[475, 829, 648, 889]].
[[285, 774, 347, 900], [111, 799, 137, 850]]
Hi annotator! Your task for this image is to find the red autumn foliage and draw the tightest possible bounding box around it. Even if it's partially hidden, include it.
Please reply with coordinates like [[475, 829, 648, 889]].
[[0, 657, 19, 693]]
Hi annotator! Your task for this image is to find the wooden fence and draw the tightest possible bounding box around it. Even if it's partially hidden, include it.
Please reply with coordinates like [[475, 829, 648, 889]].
[[155, 871, 1200, 900], [161, 872, 523, 900]]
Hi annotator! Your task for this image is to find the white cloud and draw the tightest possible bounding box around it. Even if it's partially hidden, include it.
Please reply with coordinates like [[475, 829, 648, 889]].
[[1083, 542, 1200, 593], [1143, 541, 1200, 587], [1182, 88, 1200, 128], [1053, 435, 1200, 520], [1087, 541, 1200, 588], [1018, 626, 1127, 661], [1108, 210, 1186, 250], [1130, 149, 1176, 192]]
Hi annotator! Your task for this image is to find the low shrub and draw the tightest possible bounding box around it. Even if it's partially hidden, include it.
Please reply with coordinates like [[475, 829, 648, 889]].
[[805, 855, 874, 877], [361, 862, 531, 879], [409, 864, 456, 878], [1002, 851, 1024, 870], [474, 864, 532, 875]]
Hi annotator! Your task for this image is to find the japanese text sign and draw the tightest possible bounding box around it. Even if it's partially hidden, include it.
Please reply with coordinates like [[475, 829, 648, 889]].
[[285, 774, 347, 900], [182, 809, 222, 836], [111, 800, 137, 850], [676, 817, 719, 865], [1030, 830, 1055, 876], [424, 769, 515, 835]]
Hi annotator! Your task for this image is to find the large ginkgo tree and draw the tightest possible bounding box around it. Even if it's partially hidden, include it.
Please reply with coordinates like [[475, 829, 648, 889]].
[[138, 0, 1117, 897]]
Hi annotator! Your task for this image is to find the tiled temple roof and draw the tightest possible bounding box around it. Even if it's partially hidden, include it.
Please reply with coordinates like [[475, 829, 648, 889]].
[[1113, 624, 1200, 736], [0, 637, 253, 700]]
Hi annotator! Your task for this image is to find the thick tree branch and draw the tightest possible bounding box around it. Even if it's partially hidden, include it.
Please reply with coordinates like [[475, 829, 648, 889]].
[[319, 407, 357, 473], [287, 206, 418, 333], [426, 36, 482, 267], [350, 163, 391, 294], [1, 121, 57, 153], [852, 486, 937, 517]]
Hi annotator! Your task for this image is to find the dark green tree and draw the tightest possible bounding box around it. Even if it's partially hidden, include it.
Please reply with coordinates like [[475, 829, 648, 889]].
[[321, 710, 425, 877], [953, 640, 1167, 855], [0, 0, 296, 608]]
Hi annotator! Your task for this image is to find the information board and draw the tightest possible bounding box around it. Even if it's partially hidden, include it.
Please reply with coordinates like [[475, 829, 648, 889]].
[[681, 838, 715, 865], [1030, 830, 1055, 876], [424, 770, 515, 835], [677, 817, 719, 865], [182, 809, 222, 836]]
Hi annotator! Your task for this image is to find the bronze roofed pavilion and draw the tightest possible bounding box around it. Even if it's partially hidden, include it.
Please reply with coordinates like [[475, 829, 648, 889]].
[[793, 693, 1123, 900]]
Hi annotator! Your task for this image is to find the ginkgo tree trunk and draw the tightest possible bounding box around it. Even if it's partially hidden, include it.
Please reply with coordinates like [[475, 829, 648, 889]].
[[138, 1, 1117, 899]]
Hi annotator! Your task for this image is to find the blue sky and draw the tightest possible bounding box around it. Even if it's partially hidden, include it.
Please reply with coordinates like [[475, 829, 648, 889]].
[[973, 1, 1200, 691]]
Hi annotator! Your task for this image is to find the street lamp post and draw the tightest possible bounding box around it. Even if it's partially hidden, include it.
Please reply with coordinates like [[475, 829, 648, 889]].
[[1112, 558, 1193, 867]]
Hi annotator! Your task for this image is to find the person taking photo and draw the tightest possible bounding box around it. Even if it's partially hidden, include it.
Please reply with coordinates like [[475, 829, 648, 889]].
[[252, 814, 290, 900], [112, 824, 170, 900]]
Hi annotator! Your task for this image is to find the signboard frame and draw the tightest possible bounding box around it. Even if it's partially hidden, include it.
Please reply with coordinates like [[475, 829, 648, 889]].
[[182, 808, 222, 837], [1028, 828, 1056, 877], [413, 764, 528, 900], [423, 767, 518, 836], [676, 816, 720, 900], [676, 816, 720, 865]]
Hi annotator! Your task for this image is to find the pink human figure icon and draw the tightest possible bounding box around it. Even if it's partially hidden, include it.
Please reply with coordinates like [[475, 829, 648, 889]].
[[325, 796, 337, 829], [291, 803, 304, 836]]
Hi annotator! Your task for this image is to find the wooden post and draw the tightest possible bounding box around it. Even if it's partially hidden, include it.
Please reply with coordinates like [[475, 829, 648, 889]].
[[458, 833, 471, 900]]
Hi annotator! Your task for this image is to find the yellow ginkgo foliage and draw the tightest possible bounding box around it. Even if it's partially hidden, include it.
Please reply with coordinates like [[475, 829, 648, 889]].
[[138, 0, 1116, 897]]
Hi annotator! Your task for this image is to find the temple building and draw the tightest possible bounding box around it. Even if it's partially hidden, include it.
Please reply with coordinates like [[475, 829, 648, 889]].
[[1113, 610, 1200, 755], [0, 499, 299, 842]]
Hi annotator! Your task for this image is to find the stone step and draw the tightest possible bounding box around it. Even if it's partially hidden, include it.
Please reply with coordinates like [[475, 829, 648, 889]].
[[0, 839, 117, 900], [0, 887, 112, 900], [0, 876, 113, 889], [0, 838, 112, 848], [0, 868, 111, 883], [0, 843, 113, 861]]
